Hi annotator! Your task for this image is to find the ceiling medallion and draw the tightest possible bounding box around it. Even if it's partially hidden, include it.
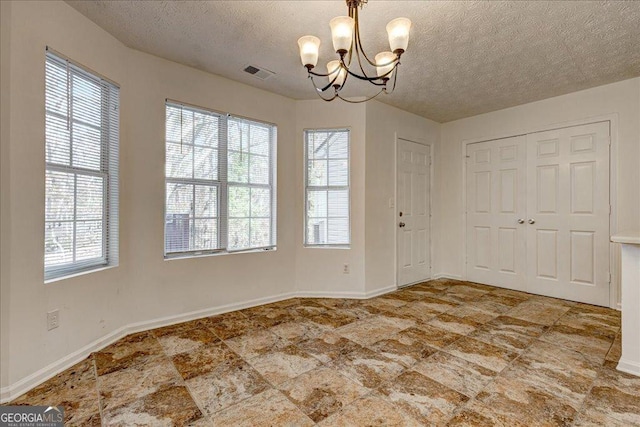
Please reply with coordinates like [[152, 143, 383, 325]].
[[297, 0, 412, 103]]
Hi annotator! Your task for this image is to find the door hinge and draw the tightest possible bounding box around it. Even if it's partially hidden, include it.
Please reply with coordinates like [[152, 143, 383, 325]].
[[609, 205, 612, 215], [608, 272, 611, 284]]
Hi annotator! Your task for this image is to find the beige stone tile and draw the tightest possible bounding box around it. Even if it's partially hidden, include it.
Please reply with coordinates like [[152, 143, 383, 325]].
[[269, 318, 329, 343], [102, 385, 203, 426], [469, 323, 537, 353], [442, 285, 490, 303], [278, 367, 368, 423], [367, 333, 438, 367], [556, 307, 620, 338], [379, 370, 469, 424], [402, 324, 463, 349], [11, 359, 101, 426], [476, 374, 578, 426], [318, 392, 422, 427], [447, 399, 529, 427], [385, 301, 442, 323], [207, 315, 260, 340], [156, 327, 220, 357], [413, 352, 497, 398], [501, 359, 594, 408], [336, 315, 413, 346], [186, 359, 270, 416], [507, 300, 571, 326], [248, 344, 320, 386], [604, 333, 622, 368], [224, 329, 289, 359], [329, 346, 405, 389], [540, 324, 613, 365], [443, 337, 519, 372], [297, 331, 362, 364], [210, 389, 314, 427], [97, 357, 182, 412], [481, 315, 549, 337], [93, 331, 164, 376], [520, 340, 599, 379], [447, 304, 498, 324], [241, 306, 298, 328], [172, 342, 241, 380], [428, 313, 483, 335], [309, 308, 361, 328]]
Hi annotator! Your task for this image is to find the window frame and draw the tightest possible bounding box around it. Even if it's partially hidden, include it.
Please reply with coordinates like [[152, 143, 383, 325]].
[[44, 49, 120, 281], [303, 128, 351, 248], [163, 100, 277, 259]]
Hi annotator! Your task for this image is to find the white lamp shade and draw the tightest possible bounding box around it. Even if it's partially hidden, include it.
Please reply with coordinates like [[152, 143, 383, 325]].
[[375, 51, 396, 79], [329, 16, 355, 53], [327, 60, 346, 87], [298, 36, 321, 67], [386, 17, 412, 53]]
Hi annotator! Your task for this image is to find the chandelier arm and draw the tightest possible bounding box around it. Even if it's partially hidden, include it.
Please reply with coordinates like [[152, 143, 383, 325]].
[[341, 59, 398, 83], [310, 74, 339, 93], [336, 88, 385, 103], [309, 76, 339, 101], [385, 65, 400, 94]]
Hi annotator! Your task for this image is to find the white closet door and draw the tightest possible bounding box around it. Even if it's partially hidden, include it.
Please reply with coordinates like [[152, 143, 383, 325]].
[[525, 122, 610, 306], [466, 136, 527, 291], [397, 139, 431, 287]]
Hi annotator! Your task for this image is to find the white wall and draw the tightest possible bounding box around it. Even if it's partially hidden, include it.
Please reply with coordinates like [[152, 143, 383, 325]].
[[1, 0, 13, 393], [294, 100, 367, 296], [1, 0, 298, 397], [437, 78, 640, 306], [364, 101, 440, 292]]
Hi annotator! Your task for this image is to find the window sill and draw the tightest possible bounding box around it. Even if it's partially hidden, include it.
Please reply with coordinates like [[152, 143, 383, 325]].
[[45, 264, 118, 284], [304, 245, 351, 250], [164, 247, 277, 261]]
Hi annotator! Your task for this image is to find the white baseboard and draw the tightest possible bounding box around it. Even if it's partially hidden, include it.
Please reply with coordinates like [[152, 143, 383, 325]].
[[617, 359, 640, 377], [0, 285, 399, 403], [0, 291, 296, 403], [432, 273, 463, 280]]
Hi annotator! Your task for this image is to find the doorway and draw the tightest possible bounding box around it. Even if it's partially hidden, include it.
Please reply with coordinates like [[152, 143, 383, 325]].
[[397, 138, 432, 287]]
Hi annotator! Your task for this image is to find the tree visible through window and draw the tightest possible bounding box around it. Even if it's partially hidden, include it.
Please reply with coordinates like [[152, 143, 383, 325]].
[[164, 102, 276, 256], [304, 129, 350, 246], [44, 50, 119, 280]]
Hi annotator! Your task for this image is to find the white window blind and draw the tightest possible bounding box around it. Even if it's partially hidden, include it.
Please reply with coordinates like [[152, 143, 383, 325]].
[[44, 50, 119, 280], [165, 102, 276, 257], [304, 129, 350, 246]]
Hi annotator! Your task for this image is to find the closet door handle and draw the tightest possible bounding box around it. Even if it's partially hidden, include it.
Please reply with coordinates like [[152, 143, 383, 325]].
[[528, 219, 536, 224], [517, 218, 525, 224], [399, 222, 406, 228]]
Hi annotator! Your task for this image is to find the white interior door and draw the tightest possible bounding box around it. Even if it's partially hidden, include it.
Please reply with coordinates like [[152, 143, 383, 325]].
[[466, 136, 527, 291], [465, 122, 611, 306], [397, 139, 431, 287], [526, 122, 610, 305]]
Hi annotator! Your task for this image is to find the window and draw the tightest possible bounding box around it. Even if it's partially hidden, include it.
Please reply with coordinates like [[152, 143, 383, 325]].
[[304, 129, 350, 247], [164, 102, 276, 257], [44, 50, 119, 280]]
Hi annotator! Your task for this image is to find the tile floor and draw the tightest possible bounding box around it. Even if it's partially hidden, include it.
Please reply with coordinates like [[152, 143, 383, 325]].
[[9, 279, 640, 426]]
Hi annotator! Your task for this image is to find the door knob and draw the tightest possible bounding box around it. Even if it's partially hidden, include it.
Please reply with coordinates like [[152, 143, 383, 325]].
[[399, 222, 406, 228], [517, 218, 525, 224], [528, 219, 536, 224]]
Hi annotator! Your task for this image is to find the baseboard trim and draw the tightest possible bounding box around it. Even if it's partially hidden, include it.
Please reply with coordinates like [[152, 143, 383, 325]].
[[432, 273, 463, 280], [617, 359, 640, 377], [0, 291, 296, 403], [0, 286, 400, 403]]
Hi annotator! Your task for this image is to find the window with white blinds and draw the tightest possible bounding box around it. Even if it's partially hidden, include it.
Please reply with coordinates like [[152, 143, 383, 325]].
[[165, 102, 276, 257], [44, 50, 119, 281], [304, 129, 350, 247]]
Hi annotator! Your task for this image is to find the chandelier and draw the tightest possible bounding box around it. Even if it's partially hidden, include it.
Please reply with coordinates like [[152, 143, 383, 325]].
[[297, 0, 412, 103]]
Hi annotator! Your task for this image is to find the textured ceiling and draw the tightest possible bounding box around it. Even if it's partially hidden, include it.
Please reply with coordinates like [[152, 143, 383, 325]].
[[65, 1, 640, 122]]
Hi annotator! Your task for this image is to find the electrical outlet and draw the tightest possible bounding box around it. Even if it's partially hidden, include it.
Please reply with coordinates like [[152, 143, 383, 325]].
[[343, 264, 350, 274], [47, 310, 59, 331]]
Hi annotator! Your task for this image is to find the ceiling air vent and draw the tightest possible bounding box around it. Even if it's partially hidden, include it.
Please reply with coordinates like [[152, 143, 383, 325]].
[[243, 64, 276, 81]]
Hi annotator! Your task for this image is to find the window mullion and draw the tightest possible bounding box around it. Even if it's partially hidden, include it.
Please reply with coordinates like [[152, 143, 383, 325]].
[[219, 115, 229, 250]]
